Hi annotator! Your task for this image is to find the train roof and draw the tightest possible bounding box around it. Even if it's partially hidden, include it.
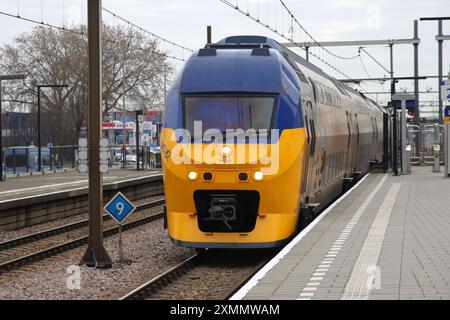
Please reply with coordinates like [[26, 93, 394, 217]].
[[213, 36, 384, 113]]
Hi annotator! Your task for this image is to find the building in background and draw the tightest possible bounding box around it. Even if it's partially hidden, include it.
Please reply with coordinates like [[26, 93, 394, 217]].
[[100, 110, 162, 147], [1, 112, 36, 147]]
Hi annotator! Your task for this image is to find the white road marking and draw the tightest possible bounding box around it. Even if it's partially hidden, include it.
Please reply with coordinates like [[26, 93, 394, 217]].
[[230, 174, 371, 301], [342, 182, 402, 300]]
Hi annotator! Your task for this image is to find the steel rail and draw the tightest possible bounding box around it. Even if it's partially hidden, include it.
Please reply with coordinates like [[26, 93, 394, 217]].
[[120, 250, 274, 301], [0, 199, 166, 273]]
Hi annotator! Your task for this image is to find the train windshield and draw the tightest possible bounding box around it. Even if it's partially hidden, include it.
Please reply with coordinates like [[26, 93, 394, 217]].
[[183, 95, 276, 137]]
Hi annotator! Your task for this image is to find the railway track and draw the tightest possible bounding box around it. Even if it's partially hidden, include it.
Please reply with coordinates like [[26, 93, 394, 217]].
[[0, 198, 166, 273], [120, 249, 275, 300]]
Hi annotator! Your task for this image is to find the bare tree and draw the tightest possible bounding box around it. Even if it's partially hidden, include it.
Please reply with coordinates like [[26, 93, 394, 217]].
[[0, 24, 172, 145]]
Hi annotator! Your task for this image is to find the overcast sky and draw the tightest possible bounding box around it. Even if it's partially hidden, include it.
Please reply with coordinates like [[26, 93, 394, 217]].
[[0, 0, 449, 106]]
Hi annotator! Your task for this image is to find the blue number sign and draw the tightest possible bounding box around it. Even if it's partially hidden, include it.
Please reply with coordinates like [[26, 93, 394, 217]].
[[104, 192, 136, 224]]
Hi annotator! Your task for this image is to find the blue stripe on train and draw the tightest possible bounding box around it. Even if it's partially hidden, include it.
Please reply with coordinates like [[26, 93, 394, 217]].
[[163, 48, 305, 139]]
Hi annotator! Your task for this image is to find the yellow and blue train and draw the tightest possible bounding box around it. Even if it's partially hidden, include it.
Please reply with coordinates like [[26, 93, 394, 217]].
[[161, 36, 384, 249]]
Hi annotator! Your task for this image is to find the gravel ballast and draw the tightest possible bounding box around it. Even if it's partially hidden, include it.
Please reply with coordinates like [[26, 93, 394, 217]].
[[0, 219, 194, 300]]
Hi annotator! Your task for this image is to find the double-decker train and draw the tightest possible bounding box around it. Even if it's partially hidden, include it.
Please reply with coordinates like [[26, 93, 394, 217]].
[[161, 36, 384, 249]]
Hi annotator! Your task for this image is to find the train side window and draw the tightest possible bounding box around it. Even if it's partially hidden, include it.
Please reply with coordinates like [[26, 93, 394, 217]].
[[319, 84, 325, 105], [310, 79, 318, 103], [327, 155, 331, 183], [305, 115, 310, 144], [317, 84, 322, 104], [328, 88, 332, 106], [375, 121, 379, 141], [335, 156, 338, 181], [306, 101, 315, 154], [347, 114, 352, 149], [331, 154, 335, 181], [310, 119, 316, 156]]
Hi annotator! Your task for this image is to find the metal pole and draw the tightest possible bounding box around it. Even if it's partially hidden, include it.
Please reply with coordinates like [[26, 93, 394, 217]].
[[164, 65, 167, 107], [81, 0, 112, 268], [389, 44, 394, 173], [118, 224, 123, 262], [383, 112, 389, 173], [388, 44, 394, 80], [37, 86, 42, 172], [438, 20, 444, 125], [401, 100, 408, 174], [445, 123, 450, 177], [392, 81, 398, 176], [306, 47, 309, 62], [207, 25, 212, 44], [121, 49, 126, 145], [413, 20, 421, 156], [414, 20, 420, 126], [383, 110, 388, 171], [0, 80, 3, 181], [136, 111, 140, 171]]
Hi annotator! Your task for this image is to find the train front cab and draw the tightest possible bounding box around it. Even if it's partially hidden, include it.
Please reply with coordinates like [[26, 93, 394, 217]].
[[161, 44, 310, 249], [162, 124, 307, 249], [162, 93, 306, 248]]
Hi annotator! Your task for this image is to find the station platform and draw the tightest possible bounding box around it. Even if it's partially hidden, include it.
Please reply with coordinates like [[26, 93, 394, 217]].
[[233, 167, 450, 300], [0, 169, 163, 231], [0, 169, 162, 203]]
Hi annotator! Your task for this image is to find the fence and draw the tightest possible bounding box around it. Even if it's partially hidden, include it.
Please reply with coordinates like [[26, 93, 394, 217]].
[[1, 145, 161, 178], [105, 145, 162, 170]]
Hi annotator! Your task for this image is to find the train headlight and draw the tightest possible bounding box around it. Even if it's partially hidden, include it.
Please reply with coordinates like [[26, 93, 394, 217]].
[[253, 171, 264, 181], [188, 171, 198, 181], [222, 146, 232, 157]]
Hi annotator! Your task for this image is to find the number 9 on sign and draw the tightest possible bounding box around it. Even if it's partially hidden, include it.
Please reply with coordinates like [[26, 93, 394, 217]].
[[116, 202, 125, 216]]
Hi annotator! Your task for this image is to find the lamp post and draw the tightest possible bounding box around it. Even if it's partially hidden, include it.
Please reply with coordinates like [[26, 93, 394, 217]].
[[135, 110, 143, 171], [37, 84, 69, 172], [0, 74, 27, 181]]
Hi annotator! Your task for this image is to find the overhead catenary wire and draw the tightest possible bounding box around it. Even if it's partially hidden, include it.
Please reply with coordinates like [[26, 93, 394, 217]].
[[359, 47, 391, 75], [359, 51, 386, 96], [218, 0, 354, 79], [0, 9, 82, 36], [0, 8, 186, 62], [102, 7, 193, 53], [278, 0, 360, 61]]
